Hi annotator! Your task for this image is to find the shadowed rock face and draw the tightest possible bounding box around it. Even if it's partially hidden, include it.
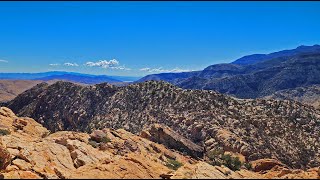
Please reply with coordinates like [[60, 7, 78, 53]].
[[146, 124, 204, 158], [4, 80, 320, 169]]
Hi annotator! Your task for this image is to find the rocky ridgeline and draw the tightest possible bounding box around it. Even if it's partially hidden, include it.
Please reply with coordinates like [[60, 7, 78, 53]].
[[0, 107, 319, 179], [266, 84, 320, 109], [3, 80, 320, 169]]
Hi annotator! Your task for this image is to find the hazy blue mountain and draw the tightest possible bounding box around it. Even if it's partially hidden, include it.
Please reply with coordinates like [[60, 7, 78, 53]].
[[231, 44, 320, 65], [177, 53, 320, 98], [136, 71, 201, 84], [136, 45, 320, 85], [0, 71, 141, 84], [0, 71, 68, 80], [35, 74, 121, 84], [136, 45, 320, 98]]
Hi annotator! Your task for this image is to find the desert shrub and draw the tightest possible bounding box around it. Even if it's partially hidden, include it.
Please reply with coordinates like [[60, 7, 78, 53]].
[[207, 149, 224, 166], [88, 140, 99, 148], [208, 160, 222, 166], [206, 149, 242, 171], [0, 129, 10, 136], [101, 136, 111, 143], [244, 162, 252, 170], [221, 154, 242, 171], [165, 158, 183, 170]]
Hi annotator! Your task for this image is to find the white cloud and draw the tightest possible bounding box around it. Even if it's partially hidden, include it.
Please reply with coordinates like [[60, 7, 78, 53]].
[[85, 59, 119, 68], [139, 67, 151, 71], [0, 59, 8, 63], [139, 67, 190, 73], [64, 62, 79, 67], [85, 59, 130, 70], [48, 59, 131, 71], [49, 63, 60, 66]]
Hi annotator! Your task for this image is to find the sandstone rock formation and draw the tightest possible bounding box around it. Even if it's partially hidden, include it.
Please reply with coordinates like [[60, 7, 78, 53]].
[[144, 124, 204, 158], [251, 159, 287, 172]]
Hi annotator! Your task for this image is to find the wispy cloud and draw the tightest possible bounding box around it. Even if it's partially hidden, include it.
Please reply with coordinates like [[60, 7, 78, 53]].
[[64, 62, 79, 67], [49, 63, 60, 66], [110, 66, 131, 71], [0, 59, 8, 63], [139, 67, 191, 73]]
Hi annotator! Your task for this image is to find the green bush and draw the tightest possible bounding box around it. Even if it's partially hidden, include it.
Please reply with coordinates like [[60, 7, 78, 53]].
[[207, 149, 224, 166], [101, 136, 111, 143], [244, 162, 252, 170], [221, 154, 242, 171], [206, 149, 242, 171], [165, 158, 183, 170], [88, 140, 99, 148], [208, 160, 221, 166], [0, 129, 10, 136]]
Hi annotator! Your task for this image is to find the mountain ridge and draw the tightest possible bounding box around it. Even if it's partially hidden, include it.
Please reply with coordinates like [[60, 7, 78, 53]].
[[3, 80, 320, 169], [231, 44, 320, 65], [137, 45, 320, 101]]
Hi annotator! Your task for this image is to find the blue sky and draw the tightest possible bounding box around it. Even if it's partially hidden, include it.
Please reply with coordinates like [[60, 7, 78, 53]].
[[0, 1, 319, 76]]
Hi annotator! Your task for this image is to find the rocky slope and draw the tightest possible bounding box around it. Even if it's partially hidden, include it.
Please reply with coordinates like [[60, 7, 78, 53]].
[[0, 107, 319, 179], [0, 80, 88, 103], [3, 80, 320, 169], [0, 80, 43, 102], [265, 84, 320, 109]]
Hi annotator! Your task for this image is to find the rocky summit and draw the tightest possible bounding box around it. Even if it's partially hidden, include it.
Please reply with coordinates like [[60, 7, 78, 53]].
[[3, 80, 320, 170], [0, 107, 319, 179]]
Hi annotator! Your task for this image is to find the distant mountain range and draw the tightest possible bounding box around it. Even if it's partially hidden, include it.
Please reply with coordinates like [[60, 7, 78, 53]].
[[137, 44, 320, 99], [0, 71, 141, 84], [232, 45, 320, 65]]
